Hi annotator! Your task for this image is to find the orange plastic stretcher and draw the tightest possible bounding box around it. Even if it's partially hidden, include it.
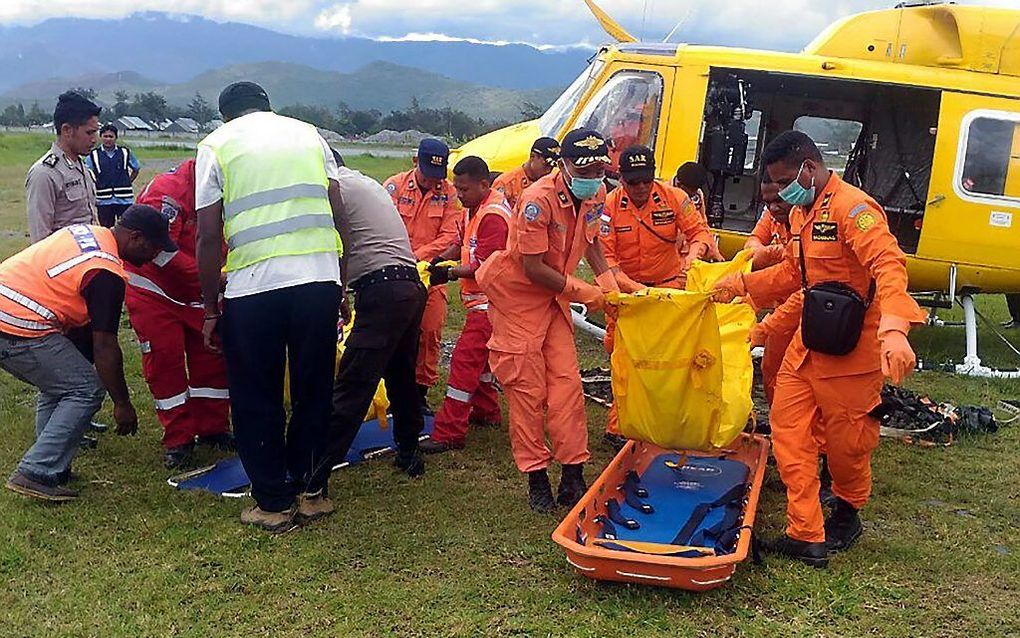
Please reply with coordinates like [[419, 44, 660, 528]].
[[552, 433, 769, 591]]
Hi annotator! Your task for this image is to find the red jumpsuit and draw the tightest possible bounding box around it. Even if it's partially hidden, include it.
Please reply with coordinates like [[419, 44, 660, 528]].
[[743, 172, 925, 543], [477, 172, 603, 473], [383, 169, 461, 387], [430, 191, 511, 446], [127, 160, 230, 449]]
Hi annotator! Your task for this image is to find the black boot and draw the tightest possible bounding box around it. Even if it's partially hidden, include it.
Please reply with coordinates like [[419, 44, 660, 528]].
[[818, 455, 835, 507], [557, 463, 587, 509], [824, 497, 863, 554], [417, 384, 434, 417], [528, 469, 556, 513], [163, 443, 195, 469], [394, 448, 426, 478], [602, 432, 628, 453], [765, 535, 829, 568]]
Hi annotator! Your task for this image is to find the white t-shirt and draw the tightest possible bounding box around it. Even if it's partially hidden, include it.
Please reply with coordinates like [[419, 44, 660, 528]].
[[195, 132, 342, 299]]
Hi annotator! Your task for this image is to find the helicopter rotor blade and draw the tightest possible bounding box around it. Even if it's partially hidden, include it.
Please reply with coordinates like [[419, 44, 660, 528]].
[[583, 0, 639, 43]]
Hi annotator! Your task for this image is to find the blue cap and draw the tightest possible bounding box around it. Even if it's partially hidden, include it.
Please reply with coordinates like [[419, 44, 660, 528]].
[[417, 138, 450, 179]]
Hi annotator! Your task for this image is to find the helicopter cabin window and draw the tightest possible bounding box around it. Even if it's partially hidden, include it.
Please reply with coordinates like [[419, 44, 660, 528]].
[[574, 70, 664, 172], [539, 56, 607, 138], [959, 112, 1020, 203]]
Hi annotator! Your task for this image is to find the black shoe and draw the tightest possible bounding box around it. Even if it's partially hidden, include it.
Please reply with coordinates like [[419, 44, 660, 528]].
[[603, 432, 628, 453], [824, 497, 863, 554], [88, 420, 108, 433], [163, 443, 195, 469], [528, 469, 556, 513], [764, 535, 829, 568], [417, 384, 435, 417], [418, 439, 464, 455], [1002, 320, 1019, 330], [197, 432, 235, 451], [394, 450, 425, 478], [79, 435, 98, 450], [557, 463, 587, 509]]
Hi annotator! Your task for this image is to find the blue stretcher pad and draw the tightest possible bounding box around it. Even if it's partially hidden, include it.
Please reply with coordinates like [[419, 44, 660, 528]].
[[596, 453, 750, 555], [168, 415, 434, 497]]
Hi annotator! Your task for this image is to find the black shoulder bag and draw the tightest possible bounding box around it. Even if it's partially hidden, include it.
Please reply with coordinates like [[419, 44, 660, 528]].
[[798, 239, 876, 356]]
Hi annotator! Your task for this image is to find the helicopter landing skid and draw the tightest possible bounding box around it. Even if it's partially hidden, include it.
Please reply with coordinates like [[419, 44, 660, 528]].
[[571, 304, 607, 341], [953, 295, 1020, 379]]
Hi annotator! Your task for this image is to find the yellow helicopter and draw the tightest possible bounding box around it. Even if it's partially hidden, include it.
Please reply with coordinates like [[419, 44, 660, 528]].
[[453, 0, 1020, 376]]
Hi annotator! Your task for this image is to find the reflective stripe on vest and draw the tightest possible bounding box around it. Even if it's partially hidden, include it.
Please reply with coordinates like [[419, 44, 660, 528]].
[[199, 112, 342, 272], [0, 283, 57, 321], [46, 251, 122, 278], [0, 309, 51, 332]]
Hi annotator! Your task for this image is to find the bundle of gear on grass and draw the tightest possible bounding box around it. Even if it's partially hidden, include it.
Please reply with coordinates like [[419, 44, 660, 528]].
[[871, 384, 1011, 446]]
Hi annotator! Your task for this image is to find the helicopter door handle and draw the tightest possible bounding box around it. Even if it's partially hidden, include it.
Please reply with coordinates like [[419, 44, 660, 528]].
[[927, 194, 946, 206]]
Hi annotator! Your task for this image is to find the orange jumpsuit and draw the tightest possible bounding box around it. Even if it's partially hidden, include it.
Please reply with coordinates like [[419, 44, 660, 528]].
[[745, 207, 793, 405], [744, 172, 925, 543], [601, 181, 713, 434], [383, 169, 461, 387], [492, 165, 534, 211], [476, 172, 603, 473]]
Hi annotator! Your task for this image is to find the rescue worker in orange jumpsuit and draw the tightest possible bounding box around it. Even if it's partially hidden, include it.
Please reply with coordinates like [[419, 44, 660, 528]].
[[129, 160, 232, 469], [673, 161, 725, 262], [421, 157, 510, 454], [745, 177, 794, 406], [600, 145, 715, 448], [492, 137, 560, 210], [477, 128, 619, 512], [383, 139, 461, 412], [714, 131, 925, 567]]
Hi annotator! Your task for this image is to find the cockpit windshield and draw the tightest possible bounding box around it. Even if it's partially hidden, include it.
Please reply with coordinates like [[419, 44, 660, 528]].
[[537, 54, 607, 137]]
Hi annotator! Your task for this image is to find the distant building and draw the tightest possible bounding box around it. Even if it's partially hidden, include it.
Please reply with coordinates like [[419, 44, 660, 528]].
[[114, 116, 154, 132], [164, 117, 200, 134], [203, 119, 224, 133]]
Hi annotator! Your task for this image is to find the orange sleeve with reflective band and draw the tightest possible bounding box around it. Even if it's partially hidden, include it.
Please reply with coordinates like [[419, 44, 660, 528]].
[[840, 200, 926, 325], [517, 195, 551, 256], [669, 186, 712, 246]]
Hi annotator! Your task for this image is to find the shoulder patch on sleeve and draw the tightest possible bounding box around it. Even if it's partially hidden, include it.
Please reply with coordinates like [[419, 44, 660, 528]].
[[385, 182, 397, 193], [523, 202, 542, 222], [848, 203, 868, 219], [855, 211, 877, 232]]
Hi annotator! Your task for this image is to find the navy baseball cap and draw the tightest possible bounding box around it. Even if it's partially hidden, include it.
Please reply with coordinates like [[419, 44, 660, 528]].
[[619, 145, 656, 182], [417, 138, 450, 179], [218, 82, 271, 121], [119, 204, 177, 252], [531, 137, 561, 166], [560, 128, 611, 167]]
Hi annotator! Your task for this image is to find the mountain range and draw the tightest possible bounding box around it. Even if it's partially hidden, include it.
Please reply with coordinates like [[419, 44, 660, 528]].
[[0, 12, 589, 123], [0, 12, 587, 92]]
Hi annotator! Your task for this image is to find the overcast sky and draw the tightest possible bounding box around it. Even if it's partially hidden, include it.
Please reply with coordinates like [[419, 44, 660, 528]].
[[2, 0, 1019, 51]]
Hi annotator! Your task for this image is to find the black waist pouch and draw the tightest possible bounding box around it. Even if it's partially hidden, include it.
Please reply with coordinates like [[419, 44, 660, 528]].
[[798, 240, 875, 356]]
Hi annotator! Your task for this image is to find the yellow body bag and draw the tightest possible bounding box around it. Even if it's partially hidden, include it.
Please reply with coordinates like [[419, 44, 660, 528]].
[[609, 250, 756, 451]]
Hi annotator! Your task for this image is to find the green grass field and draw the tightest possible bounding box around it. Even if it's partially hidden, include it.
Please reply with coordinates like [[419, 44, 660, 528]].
[[0, 132, 1018, 637]]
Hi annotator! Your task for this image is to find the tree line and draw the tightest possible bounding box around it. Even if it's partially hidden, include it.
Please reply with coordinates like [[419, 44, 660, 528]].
[[1, 87, 540, 141]]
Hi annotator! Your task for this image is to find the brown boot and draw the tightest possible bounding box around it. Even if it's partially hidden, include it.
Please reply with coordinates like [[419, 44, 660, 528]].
[[240, 504, 298, 533], [6, 471, 78, 502], [296, 491, 335, 524]]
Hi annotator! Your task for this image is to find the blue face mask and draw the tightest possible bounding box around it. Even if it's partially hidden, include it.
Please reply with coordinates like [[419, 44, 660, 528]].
[[565, 166, 603, 200], [778, 162, 816, 206]]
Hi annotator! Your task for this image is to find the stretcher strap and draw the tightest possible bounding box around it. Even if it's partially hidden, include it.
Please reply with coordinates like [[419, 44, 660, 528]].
[[671, 483, 747, 547]]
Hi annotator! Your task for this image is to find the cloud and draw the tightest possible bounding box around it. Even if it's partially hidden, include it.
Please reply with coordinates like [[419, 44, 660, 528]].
[[1, 0, 1018, 53], [314, 3, 352, 34]]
